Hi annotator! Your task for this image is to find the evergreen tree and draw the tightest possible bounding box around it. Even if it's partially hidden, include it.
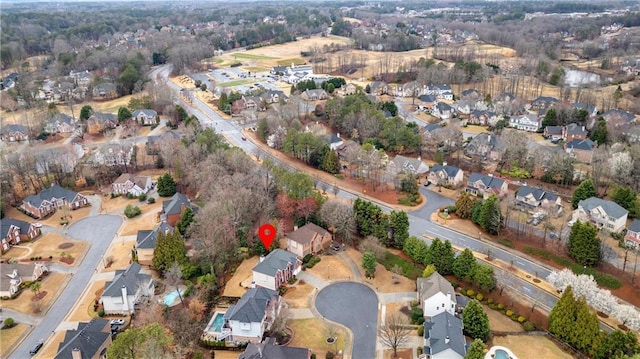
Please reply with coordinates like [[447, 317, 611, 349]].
[[571, 296, 602, 356], [471, 264, 496, 292], [465, 339, 487, 359], [365, 84, 371, 93], [176, 207, 195, 236], [403, 236, 430, 265], [79, 105, 93, 120], [362, 251, 377, 278], [157, 173, 177, 197], [453, 248, 477, 280], [218, 92, 229, 112], [257, 118, 268, 142], [388, 211, 409, 249], [549, 286, 578, 344], [479, 195, 502, 235], [428, 238, 455, 275], [595, 330, 639, 359], [462, 300, 490, 342], [320, 150, 341, 174], [611, 185, 640, 218], [589, 117, 609, 145], [542, 107, 558, 128], [471, 200, 483, 225], [567, 221, 601, 267], [117, 106, 132, 123], [455, 193, 478, 219], [152, 231, 187, 273], [572, 179, 596, 209]]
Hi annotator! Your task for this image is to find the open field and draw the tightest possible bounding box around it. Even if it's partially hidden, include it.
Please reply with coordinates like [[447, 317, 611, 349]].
[[119, 202, 163, 236], [288, 318, 346, 359], [0, 324, 29, 358], [33, 330, 65, 359], [492, 334, 574, 359], [66, 280, 106, 322], [222, 256, 259, 298], [217, 78, 256, 88], [306, 254, 351, 281], [232, 53, 276, 60], [283, 281, 314, 308], [0, 273, 69, 314]]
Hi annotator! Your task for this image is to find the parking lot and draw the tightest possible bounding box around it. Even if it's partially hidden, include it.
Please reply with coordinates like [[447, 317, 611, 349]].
[[206, 68, 281, 94]]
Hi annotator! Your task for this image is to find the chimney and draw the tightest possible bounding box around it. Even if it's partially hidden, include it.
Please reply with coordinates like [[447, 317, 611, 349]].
[[442, 161, 447, 166], [121, 285, 129, 313], [337, 132, 341, 138], [72, 348, 82, 359], [180, 203, 186, 213], [259, 255, 265, 263], [294, 225, 298, 231], [445, 336, 450, 344]]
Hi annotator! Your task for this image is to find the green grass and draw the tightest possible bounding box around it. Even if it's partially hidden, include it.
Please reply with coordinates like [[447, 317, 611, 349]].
[[522, 246, 622, 289], [378, 251, 422, 279], [277, 58, 306, 66], [233, 53, 276, 60], [216, 79, 256, 88], [242, 66, 269, 72]]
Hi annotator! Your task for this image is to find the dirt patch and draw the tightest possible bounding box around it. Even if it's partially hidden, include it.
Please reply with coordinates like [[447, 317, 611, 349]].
[[30, 290, 48, 301], [0, 273, 69, 315], [288, 318, 346, 359], [66, 280, 107, 322], [283, 282, 314, 308], [306, 255, 352, 281], [58, 242, 74, 250], [491, 334, 574, 359], [60, 257, 75, 265], [0, 323, 29, 358], [383, 348, 413, 359], [222, 256, 259, 298]]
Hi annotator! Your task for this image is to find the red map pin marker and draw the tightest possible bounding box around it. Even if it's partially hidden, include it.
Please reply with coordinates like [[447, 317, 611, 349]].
[[258, 224, 276, 250]]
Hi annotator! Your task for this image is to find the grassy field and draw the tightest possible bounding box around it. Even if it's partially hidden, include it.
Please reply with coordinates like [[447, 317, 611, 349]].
[[216, 79, 256, 88], [233, 53, 276, 60], [492, 334, 574, 359], [277, 58, 307, 66], [242, 66, 270, 72], [288, 318, 346, 358], [0, 324, 29, 358]]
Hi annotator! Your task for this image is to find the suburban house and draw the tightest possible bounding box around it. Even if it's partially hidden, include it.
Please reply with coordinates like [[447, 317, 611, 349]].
[[428, 163, 464, 188], [134, 223, 174, 266], [87, 112, 117, 135], [563, 123, 588, 141], [301, 89, 329, 101], [423, 311, 467, 359], [572, 103, 598, 117], [423, 123, 445, 141], [431, 102, 455, 120], [543, 126, 563, 141], [239, 337, 311, 359], [564, 138, 596, 164], [69, 70, 92, 88], [0, 124, 29, 142], [100, 262, 153, 315], [92, 83, 118, 100], [573, 197, 629, 233], [342, 83, 358, 96], [515, 186, 562, 213], [531, 96, 559, 110], [468, 110, 500, 126], [426, 84, 454, 100], [252, 249, 302, 291], [111, 173, 152, 196], [460, 88, 482, 100], [0, 262, 48, 298], [602, 109, 635, 127], [214, 288, 282, 343], [388, 155, 430, 178], [417, 95, 436, 111], [464, 133, 499, 160], [328, 133, 343, 151], [624, 220, 640, 249], [417, 273, 457, 318], [1, 218, 41, 253], [260, 90, 287, 105], [54, 318, 111, 359], [44, 113, 76, 134], [509, 113, 541, 132], [286, 223, 332, 258], [146, 131, 183, 155], [92, 142, 134, 166], [21, 184, 89, 219], [131, 109, 158, 125], [369, 81, 390, 95], [159, 192, 197, 226], [466, 173, 507, 199]]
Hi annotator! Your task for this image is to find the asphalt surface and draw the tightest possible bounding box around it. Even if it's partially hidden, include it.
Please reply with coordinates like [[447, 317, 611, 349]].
[[10, 215, 122, 359], [315, 282, 378, 359]]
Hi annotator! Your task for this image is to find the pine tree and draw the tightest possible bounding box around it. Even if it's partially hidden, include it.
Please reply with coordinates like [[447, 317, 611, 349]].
[[572, 296, 602, 355], [320, 150, 340, 174], [152, 231, 187, 273], [453, 248, 477, 280], [462, 300, 490, 342], [549, 286, 578, 343], [572, 179, 596, 209], [157, 173, 177, 197], [455, 193, 478, 219], [389, 211, 409, 249], [612, 185, 640, 218], [428, 238, 455, 275], [362, 252, 377, 278], [218, 92, 228, 111], [589, 117, 609, 145], [465, 339, 486, 359], [117, 107, 132, 123], [176, 207, 195, 236], [80, 105, 94, 120], [567, 221, 601, 267], [479, 195, 502, 235]]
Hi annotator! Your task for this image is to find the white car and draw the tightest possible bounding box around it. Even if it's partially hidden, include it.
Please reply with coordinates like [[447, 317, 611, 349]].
[[110, 319, 125, 325], [567, 219, 576, 227], [32, 223, 42, 228]]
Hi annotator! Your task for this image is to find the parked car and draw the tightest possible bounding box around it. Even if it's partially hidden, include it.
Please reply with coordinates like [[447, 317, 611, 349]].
[[111, 319, 125, 325], [549, 232, 559, 239], [32, 223, 42, 228], [29, 342, 43, 356], [423, 181, 431, 187], [331, 243, 341, 251]]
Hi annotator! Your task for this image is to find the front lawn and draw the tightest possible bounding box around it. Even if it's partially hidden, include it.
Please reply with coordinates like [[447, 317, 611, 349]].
[[288, 318, 346, 358]]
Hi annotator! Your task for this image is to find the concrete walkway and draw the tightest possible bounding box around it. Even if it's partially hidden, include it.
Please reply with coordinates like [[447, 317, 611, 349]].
[[297, 271, 329, 291], [379, 292, 418, 304], [289, 308, 315, 319], [336, 251, 363, 281]]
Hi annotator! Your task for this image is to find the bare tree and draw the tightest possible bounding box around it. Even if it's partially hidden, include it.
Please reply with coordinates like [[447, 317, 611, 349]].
[[319, 198, 355, 243], [378, 313, 411, 357]]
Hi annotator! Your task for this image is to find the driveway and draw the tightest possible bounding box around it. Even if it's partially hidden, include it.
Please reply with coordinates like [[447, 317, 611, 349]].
[[315, 282, 378, 359], [10, 214, 122, 359]]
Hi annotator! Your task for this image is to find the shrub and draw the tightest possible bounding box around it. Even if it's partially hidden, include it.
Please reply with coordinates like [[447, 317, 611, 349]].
[[138, 193, 147, 202], [193, 351, 204, 359], [124, 205, 142, 218], [498, 238, 514, 248], [184, 282, 195, 297], [1, 296, 9, 300], [287, 276, 297, 284], [417, 325, 424, 336], [411, 300, 419, 308], [410, 306, 424, 324], [417, 347, 423, 355], [522, 321, 536, 331], [3, 318, 14, 328], [466, 289, 475, 297], [506, 310, 513, 317], [97, 310, 105, 317], [510, 313, 519, 321], [147, 197, 156, 204], [517, 316, 526, 323], [305, 256, 321, 268], [497, 303, 504, 310], [311, 355, 317, 359], [326, 352, 335, 359], [278, 286, 288, 295], [476, 293, 484, 301], [487, 298, 493, 305], [302, 253, 313, 264], [488, 303, 497, 310], [458, 288, 465, 295]]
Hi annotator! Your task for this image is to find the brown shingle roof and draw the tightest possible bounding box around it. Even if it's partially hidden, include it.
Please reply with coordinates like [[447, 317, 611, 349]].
[[287, 222, 329, 245]]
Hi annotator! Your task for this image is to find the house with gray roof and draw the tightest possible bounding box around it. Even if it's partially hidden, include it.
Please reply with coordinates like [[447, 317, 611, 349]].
[[515, 185, 562, 213], [572, 103, 597, 117], [423, 311, 466, 359], [468, 110, 499, 126], [531, 96, 559, 110], [112, 173, 152, 196], [239, 337, 310, 359], [213, 287, 281, 343], [135, 223, 174, 266], [388, 155, 430, 178], [564, 138, 596, 164], [1, 218, 40, 253], [45, 113, 75, 134], [466, 173, 507, 199], [21, 184, 88, 219], [417, 273, 457, 318], [54, 319, 111, 359], [301, 89, 328, 101], [252, 249, 301, 291], [100, 262, 153, 315], [0, 262, 48, 298], [0, 124, 29, 142], [563, 123, 588, 142], [428, 163, 464, 188], [544, 125, 563, 141], [132, 109, 158, 126], [92, 82, 117, 100], [369, 81, 389, 95], [602, 109, 635, 125], [624, 220, 640, 249], [431, 102, 454, 120], [509, 113, 541, 132], [464, 133, 498, 160], [573, 197, 629, 233], [159, 192, 197, 226]]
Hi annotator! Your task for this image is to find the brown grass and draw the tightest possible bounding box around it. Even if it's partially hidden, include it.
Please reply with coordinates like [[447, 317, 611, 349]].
[[100, 240, 135, 273], [288, 318, 346, 358], [483, 304, 524, 332], [383, 348, 413, 359], [119, 202, 163, 236], [66, 280, 106, 322], [222, 256, 259, 298], [3, 205, 92, 230], [283, 282, 314, 308], [210, 351, 241, 359], [0, 323, 29, 357], [33, 330, 66, 359], [491, 335, 574, 359], [0, 273, 69, 314], [0, 247, 29, 261], [306, 255, 352, 281], [344, 248, 417, 293], [21, 233, 87, 266]]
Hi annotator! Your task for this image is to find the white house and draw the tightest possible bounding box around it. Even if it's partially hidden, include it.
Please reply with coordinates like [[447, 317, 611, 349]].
[[417, 273, 457, 318], [509, 113, 541, 132], [100, 263, 153, 315], [625, 220, 640, 249], [111, 173, 152, 196], [0, 262, 48, 298], [428, 163, 464, 188], [252, 249, 301, 291], [213, 287, 281, 343], [573, 197, 629, 233]]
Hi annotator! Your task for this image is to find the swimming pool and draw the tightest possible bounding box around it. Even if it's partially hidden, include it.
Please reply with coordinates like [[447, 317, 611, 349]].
[[209, 312, 225, 332], [485, 346, 517, 359], [494, 349, 509, 359], [163, 289, 183, 306]]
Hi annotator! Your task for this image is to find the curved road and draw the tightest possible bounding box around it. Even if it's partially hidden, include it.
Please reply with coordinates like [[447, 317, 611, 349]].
[[315, 282, 378, 359], [10, 215, 122, 359]]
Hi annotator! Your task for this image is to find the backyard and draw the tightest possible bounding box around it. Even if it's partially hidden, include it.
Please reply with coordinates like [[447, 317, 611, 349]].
[[221, 256, 259, 298], [491, 334, 574, 359]]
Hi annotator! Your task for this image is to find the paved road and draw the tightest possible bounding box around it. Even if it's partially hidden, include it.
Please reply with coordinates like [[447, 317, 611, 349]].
[[315, 282, 378, 359], [10, 215, 122, 359]]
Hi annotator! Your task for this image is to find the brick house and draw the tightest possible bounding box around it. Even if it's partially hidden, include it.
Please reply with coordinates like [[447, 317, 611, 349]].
[[1, 218, 41, 253], [252, 249, 301, 291], [159, 192, 197, 226], [624, 220, 640, 250], [286, 223, 332, 257], [21, 185, 89, 219]]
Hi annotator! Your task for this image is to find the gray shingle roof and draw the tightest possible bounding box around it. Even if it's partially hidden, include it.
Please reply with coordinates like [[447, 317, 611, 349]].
[[23, 185, 81, 208], [516, 185, 558, 202], [545, 126, 563, 135], [225, 287, 278, 323], [137, 223, 175, 250], [430, 164, 460, 178], [1, 217, 32, 239], [287, 223, 329, 246], [565, 123, 588, 136], [417, 273, 456, 303], [253, 249, 298, 277], [101, 262, 151, 298], [468, 173, 504, 190], [1, 124, 28, 134], [239, 337, 309, 359], [628, 219, 640, 233], [578, 197, 628, 220], [162, 193, 192, 215], [55, 319, 110, 359], [424, 311, 466, 357], [566, 138, 595, 151], [132, 109, 157, 118]]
